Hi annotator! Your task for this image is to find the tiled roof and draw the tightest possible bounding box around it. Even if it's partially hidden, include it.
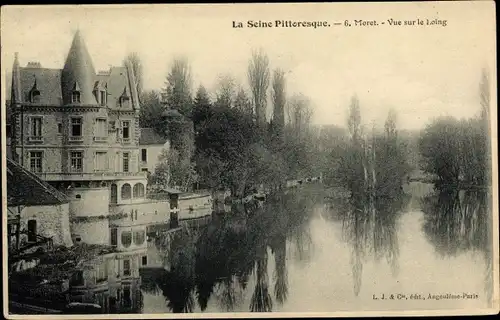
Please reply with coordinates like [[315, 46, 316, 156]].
[[139, 128, 167, 145], [7, 158, 69, 207]]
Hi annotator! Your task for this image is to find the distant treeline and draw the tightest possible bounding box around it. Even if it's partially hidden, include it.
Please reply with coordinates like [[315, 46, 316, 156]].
[[125, 51, 491, 195]]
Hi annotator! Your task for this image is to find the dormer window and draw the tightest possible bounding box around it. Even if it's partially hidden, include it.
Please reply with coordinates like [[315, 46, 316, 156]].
[[119, 87, 130, 107], [72, 91, 81, 103], [29, 77, 41, 103], [119, 96, 129, 107], [94, 81, 107, 106], [30, 90, 41, 103]]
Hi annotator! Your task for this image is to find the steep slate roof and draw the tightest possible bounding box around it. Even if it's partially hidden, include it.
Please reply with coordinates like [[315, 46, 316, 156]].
[[7, 158, 69, 207], [20, 68, 63, 105], [96, 66, 133, 110], [61, 30, 97, 105], [8, 30, 137, 109], [139, 128, 167, 145]]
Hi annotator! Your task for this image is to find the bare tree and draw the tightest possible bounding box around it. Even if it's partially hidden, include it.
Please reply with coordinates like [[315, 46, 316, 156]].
[[384, 108, 398, 138], [479, 68, 490, 130], [287, 93, 313, 141], [248, 49, 270, 127], [124, 52, 143, 99], [347, 95, 362, 141]]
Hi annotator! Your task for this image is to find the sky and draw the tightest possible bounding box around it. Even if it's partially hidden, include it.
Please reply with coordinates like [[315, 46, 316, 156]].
[[1, 3, 496, 130]]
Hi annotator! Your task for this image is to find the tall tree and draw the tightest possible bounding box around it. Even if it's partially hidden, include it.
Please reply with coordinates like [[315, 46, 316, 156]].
[[234, 87, 253, 116], [479, 68, 490, 126], [248, 49, 270, 128], [163, 57, 193, 117], [287, 93, 312, 140], [347, 95, 362, 141], [271, 69, 286, 145], [192, 85, 212, 133], [139, 90, 164, 131], [124, 52, 144, 100], [215, 74, 236, 109]]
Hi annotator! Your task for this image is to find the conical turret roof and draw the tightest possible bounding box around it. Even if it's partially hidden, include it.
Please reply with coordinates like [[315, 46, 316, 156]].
[[61, 30, 97, 105]]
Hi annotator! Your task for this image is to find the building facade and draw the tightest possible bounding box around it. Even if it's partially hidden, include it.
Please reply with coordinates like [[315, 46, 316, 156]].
[[138, 128, 169, 174], [8, 31, 149, 245]]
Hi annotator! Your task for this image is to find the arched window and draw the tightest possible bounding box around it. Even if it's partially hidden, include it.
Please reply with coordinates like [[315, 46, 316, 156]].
[[121, 183, 131, 200], [110, 184, 117, 204], [30, 90, 41, 103], [133, 230, 145, 246], [72, 91, 81, 103], [121, 231, 132, 248], [133, 183, 145, 198]]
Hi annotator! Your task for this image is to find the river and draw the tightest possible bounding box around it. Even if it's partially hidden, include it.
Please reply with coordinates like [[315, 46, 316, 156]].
[[137, 182, 493, 314]]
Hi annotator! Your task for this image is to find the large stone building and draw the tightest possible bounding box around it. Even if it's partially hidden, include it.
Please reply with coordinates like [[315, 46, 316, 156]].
[[7, 30, 148, 245]]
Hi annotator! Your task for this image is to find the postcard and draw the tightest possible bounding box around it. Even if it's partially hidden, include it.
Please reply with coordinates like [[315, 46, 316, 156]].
[[1, 2, 498, 318]]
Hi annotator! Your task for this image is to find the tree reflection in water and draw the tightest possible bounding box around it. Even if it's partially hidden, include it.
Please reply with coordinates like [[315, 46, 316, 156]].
[[326, 188, 408, 297], [141, 187, 322, 312], [422, 187, 493, 304]]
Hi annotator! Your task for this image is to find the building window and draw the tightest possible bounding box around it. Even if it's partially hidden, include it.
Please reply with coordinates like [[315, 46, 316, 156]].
[[121, 121, 130, 140], [57, 123, 62, 134], [72, 91, 81, 103], [122, 231, 132, 248], [121, 183, 131, 200], [95, 151, 108, 171], [30, 117, 42, 138], [100, 91, 106, 106], [123, 260, 131, 276], [110, 228, 118, 246], [141, 149, 147, 162], [133, 183, 145, 198], [95, 118, 107, 138], [30, 90, 41, 103], [75, 194, 81, 199], [70, 151, 83, 172], [122, 153, 129, 173], [27, 219, 37, 242], [133, 230, 145, 246], [141, 256, 148, 266], [71, 118, 82, 137], [29, 151, 42, 173], [7, 124, 12, 138], [110, 184, 118, 204], [141, 168, 149, 172], [96, 261, 108, 283]]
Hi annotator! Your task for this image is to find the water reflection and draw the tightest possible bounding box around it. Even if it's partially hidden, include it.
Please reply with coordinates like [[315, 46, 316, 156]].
[[140, 188, 322, 313], [324, 189, 409, 297], [421, 187, 493, 304]]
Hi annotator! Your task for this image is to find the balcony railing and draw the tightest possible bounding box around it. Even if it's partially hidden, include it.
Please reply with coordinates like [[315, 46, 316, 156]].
[[93, 136, 108, 143], [27, 136, 43, 143], [34, 171, 148, 181], [68, 136, 84, 143]]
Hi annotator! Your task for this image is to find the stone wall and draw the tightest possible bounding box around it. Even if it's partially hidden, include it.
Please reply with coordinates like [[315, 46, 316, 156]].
[[71, 219, 110, 245], [18, 203, 73, 247]]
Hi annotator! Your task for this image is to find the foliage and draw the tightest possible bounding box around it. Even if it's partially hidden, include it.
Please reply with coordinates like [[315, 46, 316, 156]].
[[163, 57, 193, 118], [248, 49, 270, 127], [418, 116, 488, 187], [139, 90, 164, 130], [215, 74, 236, 109], [234, 88, 253, 116]]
